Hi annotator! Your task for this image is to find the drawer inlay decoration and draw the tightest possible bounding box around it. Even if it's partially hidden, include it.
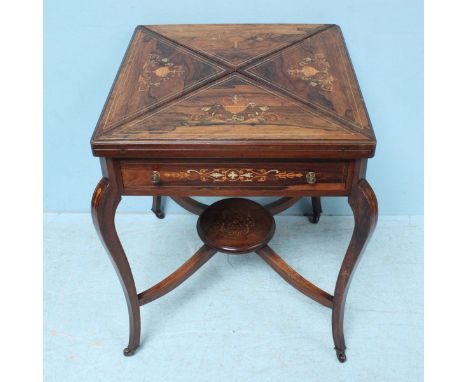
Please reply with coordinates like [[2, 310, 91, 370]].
[[287, 53, 334, 92], [179, 168, 304, 182], [138, 53, 185, 92]]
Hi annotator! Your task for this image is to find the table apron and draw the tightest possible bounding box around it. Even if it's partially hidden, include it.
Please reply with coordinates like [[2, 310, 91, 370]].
[[117, 159, 356, 196]]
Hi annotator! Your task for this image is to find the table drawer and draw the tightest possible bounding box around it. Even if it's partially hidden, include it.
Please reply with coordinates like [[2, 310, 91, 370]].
[[120, 160, 352, 195]]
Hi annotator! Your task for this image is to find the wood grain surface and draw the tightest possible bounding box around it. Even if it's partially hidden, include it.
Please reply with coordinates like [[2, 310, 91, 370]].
[[145, 24, 324, 68], [97, 27, 228, 133], [243, 26, 371, 134], [197, 198, 276, 254], [90, 25, 379, 361], [92, 24, 375, 159], [119, 159, 352, 195], [102, 74, 369, 141]]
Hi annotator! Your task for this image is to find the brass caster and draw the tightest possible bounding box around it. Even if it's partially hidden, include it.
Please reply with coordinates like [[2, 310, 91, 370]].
[[152, 209, 165, 219], [335, 348, 347, 363], [123, 347, 137, 356], [307, 213, 320, 224]]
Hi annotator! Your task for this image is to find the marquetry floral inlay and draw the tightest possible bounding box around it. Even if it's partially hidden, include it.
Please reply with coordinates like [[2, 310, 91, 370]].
[[165, 168, 304, 182], [138, 53, 185, 92], [216, 209, 255, 238], [190, 94, 277, 123], [287, 53, 334, 92], [208, 32, 287, 50]]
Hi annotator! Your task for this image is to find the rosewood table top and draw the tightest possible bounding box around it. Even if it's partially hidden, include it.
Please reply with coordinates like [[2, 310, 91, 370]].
[[90, 24, 378, 363], [91, 24, 375, 159]]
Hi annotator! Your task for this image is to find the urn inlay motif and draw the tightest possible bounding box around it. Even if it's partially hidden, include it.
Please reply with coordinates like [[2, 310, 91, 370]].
[[191, 94, 277, 123], [138, 53, 185, 92], [287, 53, 334, 92]]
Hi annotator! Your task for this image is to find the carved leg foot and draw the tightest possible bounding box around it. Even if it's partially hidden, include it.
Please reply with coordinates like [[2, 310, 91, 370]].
[[92, 178, 141, 355], [332, 179, 378, 361], [305, 197, 322, 224], [123, 347, 137, 357], [335, 348, 347, 363], [151, 196, 165, 219]]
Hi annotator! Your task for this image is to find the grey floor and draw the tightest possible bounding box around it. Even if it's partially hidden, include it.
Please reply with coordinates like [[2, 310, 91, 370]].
[[44, 213, 423, 382]]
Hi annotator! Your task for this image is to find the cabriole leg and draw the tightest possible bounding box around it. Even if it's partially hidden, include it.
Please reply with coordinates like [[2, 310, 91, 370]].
[[332, 179, 378, 362], [92, 177, 141, 356]]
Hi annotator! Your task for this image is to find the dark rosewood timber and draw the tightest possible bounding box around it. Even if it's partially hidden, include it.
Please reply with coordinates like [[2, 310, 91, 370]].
[[332, 178, 378, 362], [91, 25, 375, 159], [305, 196, 322, 223], [91, 159, 140, 356], [151, 196, 165, 218], [256, 246, 333, 308], [91, 24, 378, 362], [197, 198, 334, 305], [121, 159, 352, 196], [197, 198, 275, 254], [242, 27, 371, 134], [264, 197, 301, 215], [173, 196, 304, 216], [138, 245, 216, 306], [171, 196, 206, 215], [197, 198, 333, 307], [145, 24, 325, 69], [155, 196, 303, 218]]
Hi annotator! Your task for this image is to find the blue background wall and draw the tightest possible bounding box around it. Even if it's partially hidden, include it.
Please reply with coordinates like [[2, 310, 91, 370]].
[[44, 0, 423, 215]]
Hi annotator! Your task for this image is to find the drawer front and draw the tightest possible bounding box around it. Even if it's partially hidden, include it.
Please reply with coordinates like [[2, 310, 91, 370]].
[[120, 160, 352, 195]]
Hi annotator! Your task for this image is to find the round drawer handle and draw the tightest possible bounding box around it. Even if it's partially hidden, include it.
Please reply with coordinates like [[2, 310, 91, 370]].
[[150, 171, 161, 185], [306, 171, 316, 184]]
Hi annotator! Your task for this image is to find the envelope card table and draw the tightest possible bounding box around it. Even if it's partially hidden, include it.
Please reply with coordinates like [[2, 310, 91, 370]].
[[91, 24, 378, 362]]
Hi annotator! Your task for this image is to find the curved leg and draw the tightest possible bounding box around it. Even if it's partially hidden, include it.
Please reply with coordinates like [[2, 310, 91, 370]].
[[151, 196, 165, 219], [305, 197, 322, 224], [332, 179, 378, 362], [92, 178, 141, 356]]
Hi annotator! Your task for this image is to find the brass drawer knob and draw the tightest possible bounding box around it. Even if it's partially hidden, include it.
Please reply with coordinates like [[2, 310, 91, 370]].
[[150, 171, 161, 185], [306, 171, 316, 184]]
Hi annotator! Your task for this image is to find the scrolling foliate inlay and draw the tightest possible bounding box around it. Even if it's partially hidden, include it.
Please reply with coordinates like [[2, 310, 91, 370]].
[[138, 53, 185, 92], [161, 168, 304, 182], [287, 53, 334, 91], [190, 95, 277, 123]]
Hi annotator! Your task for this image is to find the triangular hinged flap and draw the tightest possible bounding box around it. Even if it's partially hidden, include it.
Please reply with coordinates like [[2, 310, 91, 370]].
[[102, 74, 369, 141], [96, 27, 228, 134], [243, 26, 372, 133], [145, 24, 324, 69]]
